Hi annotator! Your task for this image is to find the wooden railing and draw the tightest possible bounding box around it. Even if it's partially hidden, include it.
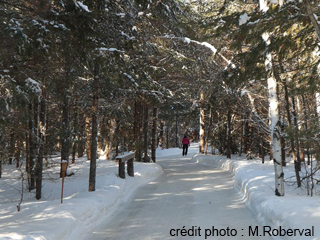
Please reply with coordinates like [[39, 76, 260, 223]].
[[115, 152, 135, 179]]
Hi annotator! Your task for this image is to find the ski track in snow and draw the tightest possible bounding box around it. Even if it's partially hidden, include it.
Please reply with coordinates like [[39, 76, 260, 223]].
[[86, 150, 272, 240]]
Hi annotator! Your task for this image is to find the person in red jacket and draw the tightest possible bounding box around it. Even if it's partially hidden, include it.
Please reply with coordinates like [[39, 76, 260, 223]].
[[182, 135, 190, 156]]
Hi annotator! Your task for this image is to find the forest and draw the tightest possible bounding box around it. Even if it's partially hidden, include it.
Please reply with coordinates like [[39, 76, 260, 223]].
[[1, 0, 320, 200]]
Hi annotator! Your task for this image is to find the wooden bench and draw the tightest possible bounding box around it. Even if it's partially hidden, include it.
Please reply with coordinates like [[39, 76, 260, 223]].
[[115, 152, 135, 179]]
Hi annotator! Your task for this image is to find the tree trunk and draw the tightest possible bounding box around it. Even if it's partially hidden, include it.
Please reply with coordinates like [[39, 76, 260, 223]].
[[60, 93, 70, 178], [274, 73, 286, 167], [143, 105, 149, 162], [239, 115, 245, 157], [103, 119, 112, 160], [291, 95, 302, 173], [33, 97, 40, 194], [243, 120, 249, 154], [97, 133, 103, 159], [15, 134, 21, 168], [44, 110, 49, 168], [89, 62, 100, 192], [134, 101, 142, 161], [217, 114, 223, 154], [175, 113, 178, 147], [280, 121, 286, 166], [26, 130, 30, 172], [72, 106, 78, 164], [28, 103, 35, 190], [85, 115, 91, 161], [283, 78, 302, 173], [151, 107, 157, 162], [259, 128, 265, 163], [9, 129, 14, 165], [113, 119, 120, 158], [77, 114, 85, 158], [36, 89, 46, 200], [158, 121, 164, 148], [226, 110, 232, 159], [139, 103, 144, 159], [165, 124, 169, 149], [115, 144, 119, 158], [205, 106, 213, 154], [301, 95, 311, 165], [268, 78, 284, 196], [199, 91, 205, 154], [314, 93, 320, 167], [264, 34, 284, 196]]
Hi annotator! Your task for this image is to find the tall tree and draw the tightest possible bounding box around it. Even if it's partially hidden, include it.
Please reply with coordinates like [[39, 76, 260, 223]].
[[89, 61, 100, 192]]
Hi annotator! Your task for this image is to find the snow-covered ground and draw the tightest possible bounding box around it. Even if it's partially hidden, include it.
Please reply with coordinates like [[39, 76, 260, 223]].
[[0, 154, 163, 240], [86, 145, 272, 240], [192, 153, 320, 240], [0, 144, 319, 240]]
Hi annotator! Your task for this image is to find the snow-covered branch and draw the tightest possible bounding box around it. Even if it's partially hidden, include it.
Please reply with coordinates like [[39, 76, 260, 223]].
[[96, 47, 125, 53], [158, 35, 236, 69]]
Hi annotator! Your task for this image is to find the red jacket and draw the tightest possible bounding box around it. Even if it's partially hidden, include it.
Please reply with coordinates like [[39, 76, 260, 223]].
[[182, 137, 190, 145]]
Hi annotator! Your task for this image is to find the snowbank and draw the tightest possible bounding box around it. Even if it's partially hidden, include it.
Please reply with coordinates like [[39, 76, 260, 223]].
[[191, 154, 320, 240], [0, 157, 163, 240]]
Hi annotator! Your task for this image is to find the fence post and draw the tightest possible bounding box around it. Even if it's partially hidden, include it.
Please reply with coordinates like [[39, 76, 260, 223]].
[[119, 160, 125, 179], [127, 158, 134, 177]]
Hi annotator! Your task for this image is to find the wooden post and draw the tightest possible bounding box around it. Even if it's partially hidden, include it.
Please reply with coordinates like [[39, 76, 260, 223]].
[[127, 158, 134, 177], [119, 160, 125, 179]]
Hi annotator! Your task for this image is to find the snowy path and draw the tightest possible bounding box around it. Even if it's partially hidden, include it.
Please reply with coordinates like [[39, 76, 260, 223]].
[[86, 155, 272, 240]]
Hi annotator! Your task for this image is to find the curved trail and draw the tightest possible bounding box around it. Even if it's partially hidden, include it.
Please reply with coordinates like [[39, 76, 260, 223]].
[[87, 154, 272, 240]]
